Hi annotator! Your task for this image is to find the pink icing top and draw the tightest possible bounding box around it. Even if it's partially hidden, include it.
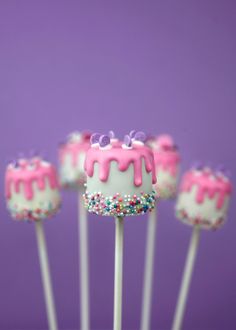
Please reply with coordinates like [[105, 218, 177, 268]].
[[154, 151, 180, 176], [5, 158, 59, 200], [84, 144, 157, 186], [151, 135, 180, 176], [59, 141, 90, 167], [180, 170, 232, 209]]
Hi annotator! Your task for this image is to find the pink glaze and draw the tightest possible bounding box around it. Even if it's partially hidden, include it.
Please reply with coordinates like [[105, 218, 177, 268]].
[[59, 142, 90, 167], [150, 134, 180, 176], [85, 144, 156, 186], [5, 160, 59, 200], [154, 151, 180, 176], [180, 170, 232, 209]]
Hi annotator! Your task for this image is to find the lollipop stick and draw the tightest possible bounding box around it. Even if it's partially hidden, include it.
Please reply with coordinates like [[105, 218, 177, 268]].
[[140, 205, 157, 330], [113, 216, 124, 330], [78, 188, 90, 330], [172, 226, 200, 330], [35, 220, 58, 330]]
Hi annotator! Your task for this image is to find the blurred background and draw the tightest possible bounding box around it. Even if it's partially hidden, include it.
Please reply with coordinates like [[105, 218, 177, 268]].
[[0, 1, 236, 329]]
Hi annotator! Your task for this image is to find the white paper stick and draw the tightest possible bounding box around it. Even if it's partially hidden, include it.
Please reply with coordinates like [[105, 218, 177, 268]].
[[35, 220, 58, 330], [113, 216, 124, 330], [172, 226, 201, 330], [78, 189, 90, 330], [140, 205, 157, 330]]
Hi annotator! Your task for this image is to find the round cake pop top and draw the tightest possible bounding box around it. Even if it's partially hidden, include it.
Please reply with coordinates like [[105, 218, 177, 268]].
[[59, 131, 92, 187], [83, 131, 157, 217], [5, 157, 61, 221], [176, 164, 232, 230], [148, 134, 180, 199]]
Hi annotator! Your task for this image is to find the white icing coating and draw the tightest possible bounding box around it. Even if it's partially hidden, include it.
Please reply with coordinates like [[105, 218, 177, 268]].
[[133, 140, 144, 146], [59, 151, 86, 186], [154, 166, 179, 199]]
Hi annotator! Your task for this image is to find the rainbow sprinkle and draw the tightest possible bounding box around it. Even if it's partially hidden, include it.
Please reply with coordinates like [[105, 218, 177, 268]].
[[176, 208, 225, 230], [7, 201, 61, 222], [83, 191, 156, 217]]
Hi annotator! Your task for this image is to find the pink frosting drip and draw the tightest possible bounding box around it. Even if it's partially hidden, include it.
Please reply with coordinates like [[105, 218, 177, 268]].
[[85, 144, 157, 186], [180, 170, 232, 209], [154, 151, 180, 176], [149, 134, 180, 176], [5, 159, 59, 200], [59, 142, 90, 167]]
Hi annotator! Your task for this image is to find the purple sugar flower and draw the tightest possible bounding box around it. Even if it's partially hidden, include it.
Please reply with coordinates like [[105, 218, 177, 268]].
[[134, 131, 146, 143], [99, 135, 111, 148], [90, 133, 101, 145], [123, 135, 132, 147], [129, 130, 136, 139]]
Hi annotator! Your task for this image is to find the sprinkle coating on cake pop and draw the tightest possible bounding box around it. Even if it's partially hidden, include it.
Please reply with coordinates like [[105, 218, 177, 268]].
[[5, 157, 61, 221], [83, 130, 157, 217], [176, 165, 232, 230], [84, 191, 156, 216]]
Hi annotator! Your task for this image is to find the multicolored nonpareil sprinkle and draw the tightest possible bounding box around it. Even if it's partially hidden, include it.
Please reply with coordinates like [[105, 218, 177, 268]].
[[176, 208, 225, 230], [7, 201, 61, 222], [83, 191, 156, 217]]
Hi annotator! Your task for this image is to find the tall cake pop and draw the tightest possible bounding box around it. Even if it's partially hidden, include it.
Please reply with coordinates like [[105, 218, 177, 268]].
[[83, 131, 156, 330], [58, 130, 91, 330], [172, 164, 232, 330], [141, 133, 180, 330], [5, 157, 61, 330]]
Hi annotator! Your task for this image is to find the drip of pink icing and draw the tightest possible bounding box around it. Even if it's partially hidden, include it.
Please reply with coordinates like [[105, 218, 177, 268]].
[[59, 142, 90, 167], [85, 144, 156, 186], [180, 170, 232, 209], [154, 151, 180, 176], [5, 160, 59, 200]]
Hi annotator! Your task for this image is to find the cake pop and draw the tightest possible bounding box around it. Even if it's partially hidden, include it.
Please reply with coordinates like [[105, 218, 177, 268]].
[[141, 133, 180, 330], [6, 157, 61, 220], [5, 156, 61, 330], [84, 132, 156, 217], [172, 164, 232, 330], [83, 131, 157, 330], [59, 130, 92, 330], [176, 163, 231, 230]]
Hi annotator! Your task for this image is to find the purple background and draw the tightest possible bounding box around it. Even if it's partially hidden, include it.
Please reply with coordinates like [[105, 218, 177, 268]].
[[0, 1, 235, 329]]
